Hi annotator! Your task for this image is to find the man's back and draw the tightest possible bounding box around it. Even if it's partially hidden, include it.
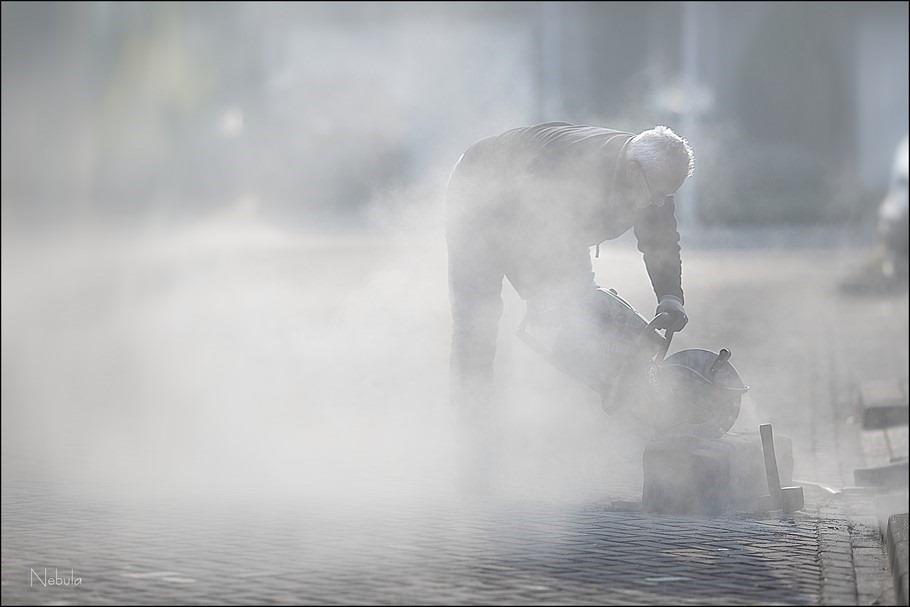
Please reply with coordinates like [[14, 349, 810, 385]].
[[447, 123, 653, 299]]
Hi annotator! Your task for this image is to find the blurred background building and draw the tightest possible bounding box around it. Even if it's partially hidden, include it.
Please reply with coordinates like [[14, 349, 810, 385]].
[[2, 1, 907, 229]]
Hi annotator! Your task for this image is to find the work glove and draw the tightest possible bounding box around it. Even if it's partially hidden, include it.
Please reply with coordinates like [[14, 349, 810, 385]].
[[654, 295, 688, 332]]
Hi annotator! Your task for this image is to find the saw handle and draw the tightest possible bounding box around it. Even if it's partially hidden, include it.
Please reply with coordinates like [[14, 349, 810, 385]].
[[709, 349, 731, 377], [644, 312, 675, 361]]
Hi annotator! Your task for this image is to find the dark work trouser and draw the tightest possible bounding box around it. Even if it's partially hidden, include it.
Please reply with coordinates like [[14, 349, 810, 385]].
[[446, 156, 598, 413]]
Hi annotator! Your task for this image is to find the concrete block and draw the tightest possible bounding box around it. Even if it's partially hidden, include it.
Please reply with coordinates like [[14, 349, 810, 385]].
[[854, 460, 909, 489], [642, 431, 793, 515], [864, 406, 910, 430], [858, 380, 909, 430], [875, 492, 910, 537], [858, 379, 909, 408]]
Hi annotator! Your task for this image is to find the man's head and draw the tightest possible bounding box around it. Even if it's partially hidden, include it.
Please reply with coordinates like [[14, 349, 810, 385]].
[[619, 126, 694, 208]]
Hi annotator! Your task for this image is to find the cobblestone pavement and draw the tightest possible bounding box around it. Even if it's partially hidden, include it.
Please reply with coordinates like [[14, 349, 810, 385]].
[[3, 481, 828, 606], [2, 229, 907, 604]]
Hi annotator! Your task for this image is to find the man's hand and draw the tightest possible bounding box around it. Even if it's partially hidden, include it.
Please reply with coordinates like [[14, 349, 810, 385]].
[[654, 295, 688, 332]]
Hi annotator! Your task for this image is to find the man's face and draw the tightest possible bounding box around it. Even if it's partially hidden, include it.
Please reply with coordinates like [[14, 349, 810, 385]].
[[618, 157, 664, 210]]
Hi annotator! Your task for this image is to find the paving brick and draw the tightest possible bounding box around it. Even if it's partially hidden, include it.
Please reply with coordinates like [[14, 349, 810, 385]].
[[0, 480, 832, 606]]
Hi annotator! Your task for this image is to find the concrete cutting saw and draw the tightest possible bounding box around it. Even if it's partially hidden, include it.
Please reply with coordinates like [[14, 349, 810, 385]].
[[517, 287, 748, 438]]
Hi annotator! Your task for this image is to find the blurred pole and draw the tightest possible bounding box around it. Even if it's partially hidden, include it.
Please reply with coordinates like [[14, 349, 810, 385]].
[[678, 1, 699, 228], [536, 1, 563, 122]]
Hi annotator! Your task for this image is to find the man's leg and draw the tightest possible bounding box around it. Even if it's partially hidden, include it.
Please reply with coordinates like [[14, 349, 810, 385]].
[[446, 166, 506, 494], [447, 225, 506, 495], [445, 159, 506, 413], [447, 222, 504, 403]]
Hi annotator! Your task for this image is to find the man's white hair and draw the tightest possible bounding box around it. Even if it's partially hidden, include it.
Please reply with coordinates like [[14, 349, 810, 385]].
[[627, 126, 694, 196]]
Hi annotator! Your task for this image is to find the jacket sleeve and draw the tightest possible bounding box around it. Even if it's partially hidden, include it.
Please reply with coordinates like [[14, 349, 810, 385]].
[[633, 197, 684, 303]]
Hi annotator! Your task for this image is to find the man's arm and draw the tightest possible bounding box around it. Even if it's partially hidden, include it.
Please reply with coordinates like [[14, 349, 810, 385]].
[[634, 197, 684, 304]]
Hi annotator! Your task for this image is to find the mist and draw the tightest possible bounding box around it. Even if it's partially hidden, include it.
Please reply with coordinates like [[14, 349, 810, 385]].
[[0, 3, 668, 509], [2, 2, 908, 605]]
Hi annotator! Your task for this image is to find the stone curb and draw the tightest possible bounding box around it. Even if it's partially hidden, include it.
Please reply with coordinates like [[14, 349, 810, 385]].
[[887, 513, 909, 606]]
